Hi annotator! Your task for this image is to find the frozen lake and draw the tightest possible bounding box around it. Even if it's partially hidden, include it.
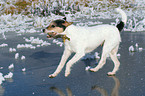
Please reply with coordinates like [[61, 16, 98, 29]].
[[0, 28, 145, 96], [0, 0, 145, 95]]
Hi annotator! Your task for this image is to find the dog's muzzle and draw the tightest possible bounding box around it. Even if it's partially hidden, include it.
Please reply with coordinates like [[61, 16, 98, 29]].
[[42, 29, 57, 38], [47, 32, 57, 38]]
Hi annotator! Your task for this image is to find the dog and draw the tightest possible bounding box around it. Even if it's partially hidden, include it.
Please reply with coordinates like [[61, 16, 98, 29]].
[[43, 8, 127, 78]]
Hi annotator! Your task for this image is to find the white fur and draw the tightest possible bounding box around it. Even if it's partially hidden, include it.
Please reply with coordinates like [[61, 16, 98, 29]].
[[116, 8, 127, 24], [49, 8, 127, 77]]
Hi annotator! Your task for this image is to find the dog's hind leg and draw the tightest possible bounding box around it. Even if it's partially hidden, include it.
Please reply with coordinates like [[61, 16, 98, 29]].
[[90, 42, 119, 73], [49, 49, 71, 78], [65, 52, 85, 77], [107, 45, 120, 76]]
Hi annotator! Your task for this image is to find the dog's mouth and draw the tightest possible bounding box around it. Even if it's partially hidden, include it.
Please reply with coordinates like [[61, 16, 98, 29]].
[[44, 29, 70, 42], [47, 32, 57, 38]]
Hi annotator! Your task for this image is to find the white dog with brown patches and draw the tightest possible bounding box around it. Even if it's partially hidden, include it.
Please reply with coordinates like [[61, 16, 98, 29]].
[[43, 8, 127, 78]]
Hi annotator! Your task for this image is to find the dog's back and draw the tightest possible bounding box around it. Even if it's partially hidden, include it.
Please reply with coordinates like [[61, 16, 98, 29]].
[[64, 24, 121, 53]]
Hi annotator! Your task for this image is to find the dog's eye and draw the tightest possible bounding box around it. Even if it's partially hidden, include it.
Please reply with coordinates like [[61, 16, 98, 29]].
[[51, 25, 55, 28]]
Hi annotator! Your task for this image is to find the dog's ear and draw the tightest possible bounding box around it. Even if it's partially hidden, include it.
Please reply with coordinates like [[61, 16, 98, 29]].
[[62, 21, 73, 27]]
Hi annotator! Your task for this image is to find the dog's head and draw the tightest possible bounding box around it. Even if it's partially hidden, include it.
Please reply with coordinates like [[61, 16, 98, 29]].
[[43, 17, 73, 38]]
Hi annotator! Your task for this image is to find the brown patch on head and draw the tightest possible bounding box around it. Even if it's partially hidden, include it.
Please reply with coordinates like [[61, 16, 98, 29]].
[[62, 21, 73, 27], [43, 19, 73, 39], [46, 19, 73, 33], [46, 21, 64, 33]]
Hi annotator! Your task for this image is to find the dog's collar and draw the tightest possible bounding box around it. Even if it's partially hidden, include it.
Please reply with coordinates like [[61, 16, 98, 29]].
[[62, 35, 70, 43]]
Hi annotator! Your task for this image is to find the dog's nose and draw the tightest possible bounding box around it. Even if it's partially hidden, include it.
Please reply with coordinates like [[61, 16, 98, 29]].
[[42, 29, 45, 33]]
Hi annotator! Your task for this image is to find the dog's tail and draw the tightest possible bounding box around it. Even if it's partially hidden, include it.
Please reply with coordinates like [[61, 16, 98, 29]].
[[116, 8, 127, 32]]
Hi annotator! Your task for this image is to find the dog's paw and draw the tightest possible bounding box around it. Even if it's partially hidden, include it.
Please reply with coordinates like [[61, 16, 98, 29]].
[[65, 71, 70, 77], [107, 72, 115, 76], [49, 74, 56, 78], [89, 68, 97, 72]]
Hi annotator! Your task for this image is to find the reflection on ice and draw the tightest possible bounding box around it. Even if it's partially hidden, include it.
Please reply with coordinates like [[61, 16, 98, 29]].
[[50, 87, 72, 96], [92, 76, 120, 96], [50, 76, 120, 96]]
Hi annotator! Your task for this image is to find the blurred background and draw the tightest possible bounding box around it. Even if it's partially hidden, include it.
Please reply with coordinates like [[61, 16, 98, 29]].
[[0, 0, 140, 16], [0, 0, 145, 32]]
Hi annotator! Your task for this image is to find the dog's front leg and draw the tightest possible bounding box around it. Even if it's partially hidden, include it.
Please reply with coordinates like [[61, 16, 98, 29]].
[[65, 52, 85, 77], [49, 49, 71, 78]]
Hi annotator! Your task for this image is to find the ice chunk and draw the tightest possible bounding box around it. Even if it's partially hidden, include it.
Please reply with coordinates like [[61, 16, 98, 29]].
[[15, 53, 19, 59], [9, 48, 16, 52], [52, 39, 63, 47], [21, 56, 26, 60], [85, 66, 92, 71], [117, 53, 121, 57], [94, 52, 100, 59], [0, 43, 8, 47], [22, 68, 26, 72], [24, 37, 51, 47], [0, 67, 3, 69], [139, 47, 143, 52], [0, 73, 5, 84], [129, 45, 135, 52], [4, 72, 13, 79], [8, 63, 14, 69], [41, 42, 51, 46], [17, 44, 36, 49], [27, 29, 36, 33], [135, 43, 138, 48], [37, 45, 41, 47]]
